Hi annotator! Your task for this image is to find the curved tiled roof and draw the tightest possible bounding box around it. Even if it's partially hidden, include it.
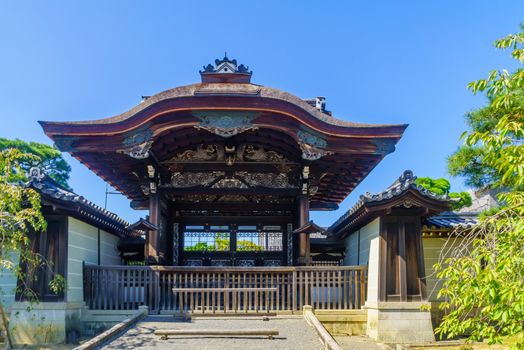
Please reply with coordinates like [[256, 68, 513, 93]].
[[424, 212, 479, 229], [26, 168, 131, 237], [38, 58, 408, 207], [329, 170, 450, 235], [39, 83, 403, 130]]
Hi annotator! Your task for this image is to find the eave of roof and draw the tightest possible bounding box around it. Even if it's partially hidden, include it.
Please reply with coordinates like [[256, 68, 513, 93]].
[[37, 75, 408, 207], [424, 211, 479, 230], [293, 220, 327, 235], [328, 170, 452, 237], [127, 218, 158, 233], [39, 83, 407, 135], [26, 168, 131, 238]]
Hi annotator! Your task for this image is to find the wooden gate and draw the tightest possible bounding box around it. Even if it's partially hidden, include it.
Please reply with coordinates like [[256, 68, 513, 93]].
[[83, 265, 367, 314]]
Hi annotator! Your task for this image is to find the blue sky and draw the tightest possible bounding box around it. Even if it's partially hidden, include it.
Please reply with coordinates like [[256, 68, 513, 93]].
[[0, 1, 522, 226]]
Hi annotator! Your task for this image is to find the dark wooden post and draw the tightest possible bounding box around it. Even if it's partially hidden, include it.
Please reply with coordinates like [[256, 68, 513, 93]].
[[398, 221, 407, 302], [147, 192, 160, 264], [379, 216, 427, 302], [297, 194, 310, 265]]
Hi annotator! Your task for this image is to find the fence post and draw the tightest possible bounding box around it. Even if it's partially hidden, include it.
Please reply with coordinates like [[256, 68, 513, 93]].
[[292, 270, 297, 312], [155, 267, 161, 314], [82, 261, 86, 305], [360, 268, 366, 308], [82, 265, 368, 313]]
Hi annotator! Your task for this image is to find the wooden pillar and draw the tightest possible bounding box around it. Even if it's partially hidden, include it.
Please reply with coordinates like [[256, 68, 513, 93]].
[[398, 221, 408, 302], [379, 216, 426, 302], [147, 192, 160, 264], [297, 194, 310, 265]]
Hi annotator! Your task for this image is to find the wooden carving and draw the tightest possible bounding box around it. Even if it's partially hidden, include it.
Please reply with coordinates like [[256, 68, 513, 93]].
[[297, 130, 334, 161], [236, 172, 295, 189], [194, 114, 258, 138], [175, 144, 221, 161], [169, 143, 291, 165], [171, 171, 224, 188]]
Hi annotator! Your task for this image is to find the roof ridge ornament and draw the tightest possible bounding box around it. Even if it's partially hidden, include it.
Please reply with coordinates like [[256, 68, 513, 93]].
[[399, 169, 415, 183], [200, 54, 253, 83], [28, 167, 45, 182]]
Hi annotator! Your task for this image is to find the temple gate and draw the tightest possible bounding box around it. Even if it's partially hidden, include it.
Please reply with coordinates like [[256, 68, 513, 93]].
[[40, 55, 406, 268]]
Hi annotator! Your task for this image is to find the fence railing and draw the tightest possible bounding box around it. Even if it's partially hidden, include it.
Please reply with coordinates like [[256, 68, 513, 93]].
[[83, 265, 367, 313]]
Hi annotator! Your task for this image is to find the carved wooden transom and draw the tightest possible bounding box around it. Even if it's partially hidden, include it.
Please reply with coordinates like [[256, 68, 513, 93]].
[[165, 143, 294, 169], [169, 171, 297, 189]]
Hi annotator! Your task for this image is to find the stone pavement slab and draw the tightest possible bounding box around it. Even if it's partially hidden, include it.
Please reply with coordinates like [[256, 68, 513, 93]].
[[335, 335, 388, 350], [102, 315, 325, 350]]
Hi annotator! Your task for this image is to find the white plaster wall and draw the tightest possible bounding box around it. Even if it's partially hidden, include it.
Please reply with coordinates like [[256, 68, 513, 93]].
[[0, 251, 20, 309], [358, 218, 380, 265], [366, 236, 381, 302], [67, 218, 122, 302], [343, 232, 358, 265], [343, 218, 380, 266], [423, 236, 464, 302]]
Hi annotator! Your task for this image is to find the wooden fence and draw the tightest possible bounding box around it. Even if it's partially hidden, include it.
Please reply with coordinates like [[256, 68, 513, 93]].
[[83, 265, 367, 314]]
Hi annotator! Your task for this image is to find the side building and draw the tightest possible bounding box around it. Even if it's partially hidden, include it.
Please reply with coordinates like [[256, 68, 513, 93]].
[[1, 169, 133, 344], [327, 170, 481, 343]]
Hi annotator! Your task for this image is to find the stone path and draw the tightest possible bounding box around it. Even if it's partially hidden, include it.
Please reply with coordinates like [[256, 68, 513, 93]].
[[102, 315, 325, 350]]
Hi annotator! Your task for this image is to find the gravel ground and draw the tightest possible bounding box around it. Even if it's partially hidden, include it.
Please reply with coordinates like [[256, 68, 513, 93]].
[[102, 315, 325, 350]]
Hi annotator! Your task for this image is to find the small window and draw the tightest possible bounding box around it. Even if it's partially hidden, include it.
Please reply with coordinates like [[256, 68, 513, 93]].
[[238, 225, 257, 231], [185, 225, 205, 230], [183, 231, 230, 251], [236, 231, 283, 251], [263, 225, 282, 231]]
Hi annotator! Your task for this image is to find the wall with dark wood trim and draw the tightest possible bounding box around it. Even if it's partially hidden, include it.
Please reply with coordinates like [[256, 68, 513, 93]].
[[67, 218, 122, 302], [343, 218, 380, 266]]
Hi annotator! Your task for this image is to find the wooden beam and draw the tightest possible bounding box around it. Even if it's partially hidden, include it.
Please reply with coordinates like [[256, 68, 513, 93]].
[[309, 201, 338, 211], [174, 216, 294, 224], [172, 287, 277, 292], [155, 329, 279, 340], [171, 202, 293, 211], [161, 187, 300, 196]]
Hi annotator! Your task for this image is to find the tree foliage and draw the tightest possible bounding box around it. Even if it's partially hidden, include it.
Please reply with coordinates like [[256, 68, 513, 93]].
[[0, 148, 47, 262], [184, 233, 230, 251], [236, 240, 263, 251], [0, 138, 71, 189], [414, 177, 472, 210], [448, 146, 499, 189], [435, 25, 524, 348], [0, 148, 47, 347]]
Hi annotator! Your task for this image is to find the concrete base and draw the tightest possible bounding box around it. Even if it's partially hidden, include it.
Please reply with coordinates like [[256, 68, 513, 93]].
[[314, 309, 367, 336], [8, 302, 84, 345], [8, 303, 147, 346], [365, 301, 435, 344]]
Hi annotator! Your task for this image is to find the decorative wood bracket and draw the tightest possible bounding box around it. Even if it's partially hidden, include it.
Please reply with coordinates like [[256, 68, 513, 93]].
[[372, 138, 396, 155], [193, 111, 258, 138], [297, 130, 333, 161], [118, 128, 154, 159]]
